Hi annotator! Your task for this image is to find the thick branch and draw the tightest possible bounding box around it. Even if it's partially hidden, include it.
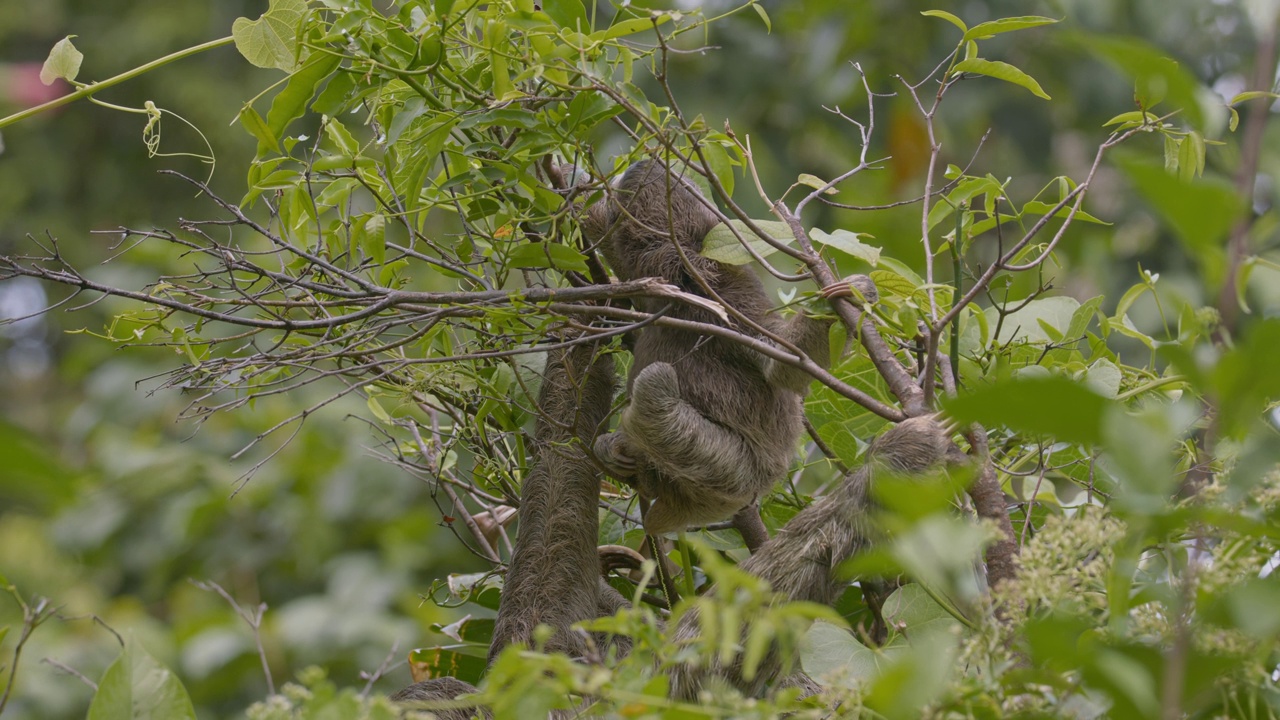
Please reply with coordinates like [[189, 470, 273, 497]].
[[964, 426, 1019, 591]]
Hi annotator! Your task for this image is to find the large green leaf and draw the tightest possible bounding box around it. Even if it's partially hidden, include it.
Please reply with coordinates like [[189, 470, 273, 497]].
[[943, 375, 1111, 445], [263, 51, 342, 154], [232, 0, 307, 72], [1213, 318, 1280, 439], [1117, 156, 1243, 281], [700, 220, 792, 265], [1073, 34, 1208, 129], [811, 228, 881, 265], [87, 639, 197, 720], [985, 296, 1079, 345], [802, 620, 896, 685], [542, 0, 589, 31]]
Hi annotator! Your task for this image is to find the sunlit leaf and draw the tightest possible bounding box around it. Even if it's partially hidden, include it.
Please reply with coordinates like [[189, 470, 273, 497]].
[[752, 3, 772, 33], [87, 639, 197, 720], [601, 13, 670, 41], [1103, 110, 1162, 127], [963, 16, 1058, 42], [702, 141, 735, 198], [921, 10, 967, 34], [1228, 90, 1280, 106], [986, 296, 1079, 344], [232, 0, 308, 72], [797, 173, 836, 194], [40, 36, 83, 85], [701, 220, 792, 265], [811, 228, 880, 265], [953, 57, 1051, 100]]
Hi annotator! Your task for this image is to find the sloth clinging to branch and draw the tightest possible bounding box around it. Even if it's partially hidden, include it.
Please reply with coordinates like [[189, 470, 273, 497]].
[[582, 159, 878, 537]]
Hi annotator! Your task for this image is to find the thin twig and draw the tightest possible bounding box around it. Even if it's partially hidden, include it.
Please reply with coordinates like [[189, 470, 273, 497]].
[[189, 579, 274, 695]]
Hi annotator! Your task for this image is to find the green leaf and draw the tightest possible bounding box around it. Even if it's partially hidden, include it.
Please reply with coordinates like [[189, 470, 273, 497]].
[[1100, 406, 1181, 513], [508, 242, 590, 273], [943, 375, 1111, 445], [702, 142, 734, 198], [1084, 358, 1122, 398], [406, 646, 488, 686], [264, 51, 341, 151], [1021, 201, 1110, 225], [232, 0, 308, 72], [366, 395, 392, 424], [0, 420, 78, 509], [928, 176, 1004, 231], [542, 0, 589, 31], [1114, 281, 1149, 319], [237, 106, 279, 155], [1221, 578, 1280, 637], [881, 584, 962, 641], [863, 629, 959, 719], [563, 91, 620, 132], [802, 620, 894, 685], [1073, 34, 1206, 129], [986, 296, 1079, 345], [752, 3, 772, 33], [385, 97, 430, 147], [601, 13, 670, 41], [889, 517, 990, 601], [700, 220, 792, 265], [360, 214, 386, 265], [40, 36, 83, 85], [953, 58, 1051, 100], [1213, 319, 1280, 439], [811, 228, 881, 265], [434, 615, 496, 645], [1236, 257, 1255, 313], [88, 639, 197, 720], [1103, 110, 1162, 127], [963, 16, 1058, 42], [312, 68, 357, 117], [1229, 90, 1280, 106], [797, 173, 837, 195], [1116, 156, 1243, 279], [1066, 296, 1104, 340], [921, 10, 967, 34]]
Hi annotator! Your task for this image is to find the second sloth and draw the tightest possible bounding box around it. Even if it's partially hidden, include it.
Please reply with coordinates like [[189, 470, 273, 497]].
[[583, 160, 876, 535]]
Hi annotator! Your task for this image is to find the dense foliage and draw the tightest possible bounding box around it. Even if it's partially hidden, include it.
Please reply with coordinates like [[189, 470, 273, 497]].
[[1, 0, 1278, 718]]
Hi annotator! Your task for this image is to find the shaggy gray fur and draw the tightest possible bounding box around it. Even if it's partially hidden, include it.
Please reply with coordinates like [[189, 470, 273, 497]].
[[584, 160, 875, 535]]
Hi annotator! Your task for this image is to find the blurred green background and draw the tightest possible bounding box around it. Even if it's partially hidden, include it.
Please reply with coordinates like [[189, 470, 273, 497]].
[[0, 0, 1275, 717]]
